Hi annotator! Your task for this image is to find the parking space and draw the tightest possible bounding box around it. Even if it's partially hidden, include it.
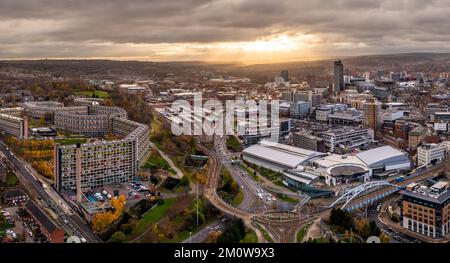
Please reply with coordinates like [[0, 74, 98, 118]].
[[1, 206, 47, 243]]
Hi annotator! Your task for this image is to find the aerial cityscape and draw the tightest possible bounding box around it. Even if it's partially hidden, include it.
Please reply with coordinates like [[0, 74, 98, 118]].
[[1, 0, 450, 249]]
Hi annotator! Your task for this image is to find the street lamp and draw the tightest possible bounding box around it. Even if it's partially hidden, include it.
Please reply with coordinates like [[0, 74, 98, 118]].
[[189, 232, 192, 243]]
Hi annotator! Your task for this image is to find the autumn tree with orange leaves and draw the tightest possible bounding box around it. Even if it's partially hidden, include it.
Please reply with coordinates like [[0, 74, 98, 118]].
[[92, 195, 126, 232]]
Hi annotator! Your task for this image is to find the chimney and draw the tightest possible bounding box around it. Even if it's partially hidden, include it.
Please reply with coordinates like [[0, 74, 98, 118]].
[[76, 143, 82, 202]]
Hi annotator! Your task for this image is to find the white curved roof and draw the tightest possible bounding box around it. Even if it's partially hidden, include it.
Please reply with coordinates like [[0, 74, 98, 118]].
[[356, 146, 408, 167], [243, 141, 326, 169]]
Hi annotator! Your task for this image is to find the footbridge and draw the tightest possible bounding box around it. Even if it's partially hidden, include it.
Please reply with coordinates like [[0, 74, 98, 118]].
[[329, 181, 403, 211]]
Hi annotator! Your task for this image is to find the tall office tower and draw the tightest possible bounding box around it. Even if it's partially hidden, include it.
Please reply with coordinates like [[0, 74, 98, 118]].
[[333, 60, 344, 92], [281, 70, 289, 82], [363, 98, 382, 129]]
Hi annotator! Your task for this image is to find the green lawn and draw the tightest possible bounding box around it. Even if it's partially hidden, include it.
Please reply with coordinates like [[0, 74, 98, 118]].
[[276, 194, 298, 204], [232, 189, 244, 207], [55, 138, 86, 146], [74, 90, 110, 99], [6, 173, 17, 187], [255, 224, 273, 243], [132, 198, 176, 236], [144, 151, 176, 175], [241, 230, 258, 243], [240, 164, 259, 181], [259, 167, 280, 181], [296, 226, 307, 243], [226, 136, 242, 151]]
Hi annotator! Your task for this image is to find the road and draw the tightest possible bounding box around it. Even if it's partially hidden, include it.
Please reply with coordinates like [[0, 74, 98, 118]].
[[366, 203, 401, 243], [212, 136, 255, 212], [213, 135, 297, 213], [181, 220, 225, 243], [0, 142, 102, 243]]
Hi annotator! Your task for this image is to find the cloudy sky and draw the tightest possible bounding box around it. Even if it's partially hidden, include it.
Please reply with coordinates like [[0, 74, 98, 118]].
[[1, 0, 450, 63]]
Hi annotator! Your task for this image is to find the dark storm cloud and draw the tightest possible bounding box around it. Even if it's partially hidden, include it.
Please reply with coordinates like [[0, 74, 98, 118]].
[[1, 0, 450, 59]]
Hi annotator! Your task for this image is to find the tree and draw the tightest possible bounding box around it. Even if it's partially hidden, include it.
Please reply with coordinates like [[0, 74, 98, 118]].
[[205, 231, 221, 243], [92, 195, 126, 232], [92, 212, 116, 232], [355, 219, 371, 239], [369, 221, 381, 237], [217, 219, 246, 243], [179, 175, 190, 187], [109, 231, 126, 243], [380, 232, 390, 243], [329, 208, 353, 230]]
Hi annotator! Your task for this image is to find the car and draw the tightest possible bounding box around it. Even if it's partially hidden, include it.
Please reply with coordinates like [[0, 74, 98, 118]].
[[80, 237, 87, 243], [63, 219, 68, 224]]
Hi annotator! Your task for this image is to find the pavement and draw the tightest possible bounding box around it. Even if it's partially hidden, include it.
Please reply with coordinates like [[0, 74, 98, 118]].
[[149, 141, 183, 179], [0, 141, 102, 243]]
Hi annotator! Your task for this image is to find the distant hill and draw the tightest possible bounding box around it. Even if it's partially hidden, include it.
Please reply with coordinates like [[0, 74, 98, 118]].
[[1, 53, 450, 79]]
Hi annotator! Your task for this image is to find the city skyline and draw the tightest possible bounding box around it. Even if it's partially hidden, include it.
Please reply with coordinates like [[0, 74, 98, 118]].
[[2, 0, 450, 63]]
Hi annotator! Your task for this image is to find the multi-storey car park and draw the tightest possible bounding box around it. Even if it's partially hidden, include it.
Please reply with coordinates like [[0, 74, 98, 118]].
[[18, 101, 150, 201]]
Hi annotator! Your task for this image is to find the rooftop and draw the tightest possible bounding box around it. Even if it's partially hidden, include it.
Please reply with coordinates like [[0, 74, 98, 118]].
[[25, 200, 61, 234], [401, 186, 450, 204], [356, 146, 408, 166], [243, 141, 325, 169]]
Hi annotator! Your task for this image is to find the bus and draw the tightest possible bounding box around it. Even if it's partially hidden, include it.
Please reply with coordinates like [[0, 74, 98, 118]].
[[395, 175, 406, 183]]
